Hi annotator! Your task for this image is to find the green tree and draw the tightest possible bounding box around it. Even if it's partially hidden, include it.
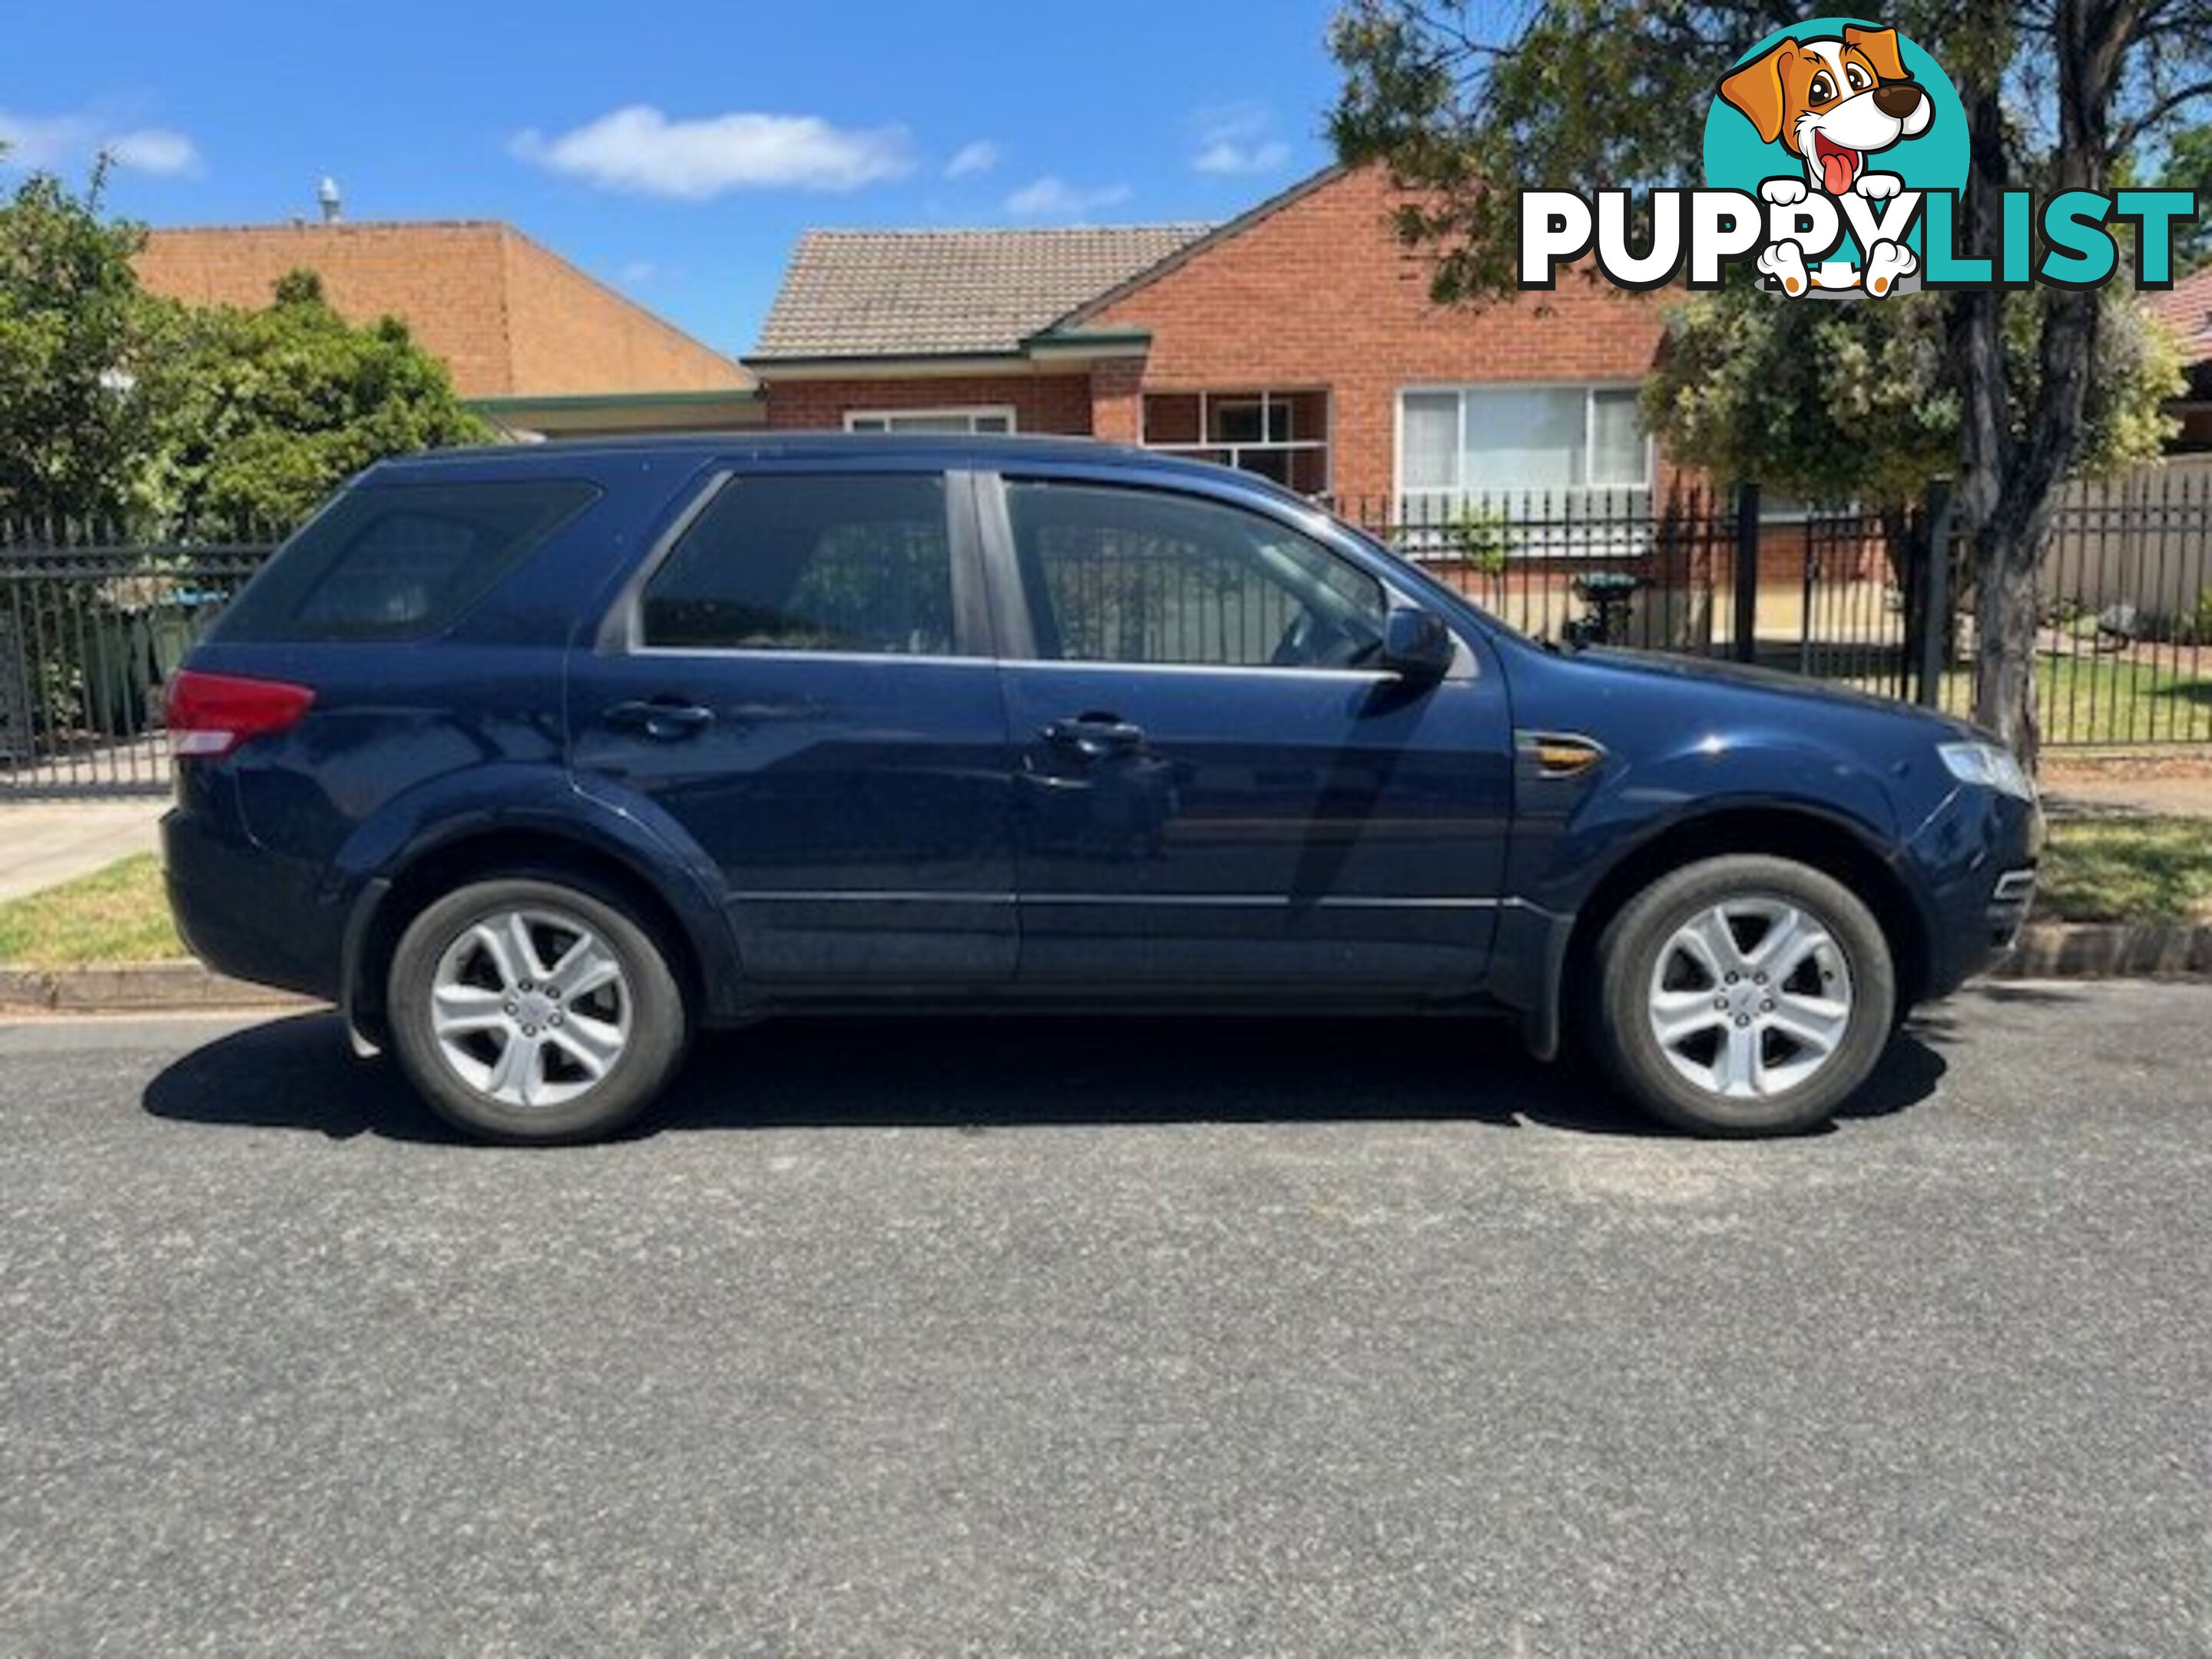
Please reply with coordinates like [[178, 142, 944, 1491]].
[[1644, 274, 2183, 507], [0, 163, 172, 522], [1331, 0, 2212, 766], [147, 270, 491, 535], [2161, 121, 2212, 270]]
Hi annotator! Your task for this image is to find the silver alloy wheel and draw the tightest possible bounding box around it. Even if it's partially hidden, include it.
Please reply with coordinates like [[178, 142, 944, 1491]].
[[1646, 895, 1855, 1101], [429, 907, 631, 1109]]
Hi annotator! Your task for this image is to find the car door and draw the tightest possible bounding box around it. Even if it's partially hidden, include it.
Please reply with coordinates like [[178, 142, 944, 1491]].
[[569, 462, 1015, 987], [979, 468, 1514, 990]]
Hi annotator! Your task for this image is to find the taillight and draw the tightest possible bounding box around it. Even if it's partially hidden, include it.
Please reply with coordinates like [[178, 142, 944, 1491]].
[[163, 669, 316, 760]]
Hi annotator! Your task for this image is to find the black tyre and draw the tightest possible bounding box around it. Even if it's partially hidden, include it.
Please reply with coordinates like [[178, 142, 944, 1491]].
[[386, 876, 689, 1144], [1590, 854, 1896, 1137]]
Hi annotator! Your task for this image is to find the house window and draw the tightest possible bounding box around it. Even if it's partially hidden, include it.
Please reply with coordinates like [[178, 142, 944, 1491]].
[[1397, 386, 1651, 498], [845, 407, 1015, 435], [1141, 390, 1332, 497]]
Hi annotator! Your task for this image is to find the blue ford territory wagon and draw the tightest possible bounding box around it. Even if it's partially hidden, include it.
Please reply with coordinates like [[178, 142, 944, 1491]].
[[163, 435, 2041, 1143]]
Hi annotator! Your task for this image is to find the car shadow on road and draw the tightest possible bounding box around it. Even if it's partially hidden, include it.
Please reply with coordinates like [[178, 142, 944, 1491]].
[[141, 1008, 1949, 1146]]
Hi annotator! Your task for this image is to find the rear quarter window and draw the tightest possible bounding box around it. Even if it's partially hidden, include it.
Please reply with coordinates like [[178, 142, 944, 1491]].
[[209, 478, 598, 644]]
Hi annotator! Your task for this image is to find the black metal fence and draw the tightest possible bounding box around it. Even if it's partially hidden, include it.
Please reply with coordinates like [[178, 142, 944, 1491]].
[[1347, 472, 2212, 750], [2022, 468, 2212, 748], [1, 477, 2207, 797], [1346, 485, 1740, 657], [1, 520, 274, 794]]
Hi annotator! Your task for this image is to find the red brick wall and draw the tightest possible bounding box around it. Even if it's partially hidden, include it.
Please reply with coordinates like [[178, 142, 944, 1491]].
[[763, 372, 1095, 433], [1085, 165, 1670, 506], [137, 223, 747, 399], [1090, 358, 1144, 444], [139, 224, 517, 396]]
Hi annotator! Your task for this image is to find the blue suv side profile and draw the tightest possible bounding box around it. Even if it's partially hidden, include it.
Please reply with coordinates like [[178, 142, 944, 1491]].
[[162, 435, 2041, 1143]]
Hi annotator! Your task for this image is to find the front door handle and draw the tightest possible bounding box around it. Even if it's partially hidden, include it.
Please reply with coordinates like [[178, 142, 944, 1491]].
[[1041, 713, 1146, 758], [606, 698, 716, 741]]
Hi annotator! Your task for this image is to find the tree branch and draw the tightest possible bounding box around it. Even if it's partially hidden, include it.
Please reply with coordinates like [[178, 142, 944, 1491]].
[[2113, 76, 2212, 152]]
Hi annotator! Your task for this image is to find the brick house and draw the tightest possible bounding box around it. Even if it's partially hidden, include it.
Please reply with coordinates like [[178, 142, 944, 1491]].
[[2147, 264, 2212, 451], [747, 164, 1673, 520], [137, 221, 760, 438], [743, 164, 1792, 641]]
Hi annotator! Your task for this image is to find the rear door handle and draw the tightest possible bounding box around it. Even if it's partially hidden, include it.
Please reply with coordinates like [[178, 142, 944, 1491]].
[[606, 698, 716, 740], [1041, 714, 1146, 757]]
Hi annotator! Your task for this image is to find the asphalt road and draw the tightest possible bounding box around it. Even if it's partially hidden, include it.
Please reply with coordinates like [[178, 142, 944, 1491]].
[[2, 983, 2210, 1657]]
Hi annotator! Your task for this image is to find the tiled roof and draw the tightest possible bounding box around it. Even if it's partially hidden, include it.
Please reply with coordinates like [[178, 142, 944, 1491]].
[[2146, 266, 2212, 364], [753, 224, 1214, 359]]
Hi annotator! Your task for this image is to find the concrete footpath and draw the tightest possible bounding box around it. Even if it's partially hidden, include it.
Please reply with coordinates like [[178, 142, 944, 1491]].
[[2040, 773, 2212, 820], [0, 798, 166, 903]]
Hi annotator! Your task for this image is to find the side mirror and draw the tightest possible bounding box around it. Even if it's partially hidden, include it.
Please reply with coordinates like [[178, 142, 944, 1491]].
[[1379, 604, 1454, 686]]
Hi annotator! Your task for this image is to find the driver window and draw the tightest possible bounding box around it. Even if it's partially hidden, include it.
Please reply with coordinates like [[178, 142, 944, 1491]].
[[1004, 480, 1386, 668]]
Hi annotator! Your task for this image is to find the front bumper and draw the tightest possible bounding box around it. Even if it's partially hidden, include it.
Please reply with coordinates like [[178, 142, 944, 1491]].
[[1986, 867, 2038, 948], [1909, 786, 2045, 997]]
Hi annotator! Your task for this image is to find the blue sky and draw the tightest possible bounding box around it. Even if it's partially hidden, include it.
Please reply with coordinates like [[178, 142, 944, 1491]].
[[5, 0, 1352, 357]]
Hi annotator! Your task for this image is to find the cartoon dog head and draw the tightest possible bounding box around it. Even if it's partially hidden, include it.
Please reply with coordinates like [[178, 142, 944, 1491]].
[[1718, 26, 1932, 195]]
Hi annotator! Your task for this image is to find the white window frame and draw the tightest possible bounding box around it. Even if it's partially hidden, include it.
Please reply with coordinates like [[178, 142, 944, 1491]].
[[1392, 382, 1654, 501], [1392, 382, 1656, 560], [844, 406, 1018, 435], [1140, 389, 1334, 498]]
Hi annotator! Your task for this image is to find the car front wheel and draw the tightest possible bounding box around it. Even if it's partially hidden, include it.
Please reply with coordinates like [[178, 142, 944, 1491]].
[[1591, 854, 1896, 1136], [387, 876, 689, 1144]]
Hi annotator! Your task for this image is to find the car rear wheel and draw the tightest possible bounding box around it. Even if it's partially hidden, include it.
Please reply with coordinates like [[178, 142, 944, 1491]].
[[387, 876, 688, 1144], [1591, 855, 1896, 1136]]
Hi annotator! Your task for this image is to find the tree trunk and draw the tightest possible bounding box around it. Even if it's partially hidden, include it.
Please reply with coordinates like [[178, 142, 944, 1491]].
[[1948, 0, 2118, 769], [1969, 512, 2049, 768]]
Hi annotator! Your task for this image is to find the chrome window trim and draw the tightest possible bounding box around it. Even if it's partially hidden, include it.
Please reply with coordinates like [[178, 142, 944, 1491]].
[[727, 889, 1525, 910], [625, 645, 995, 668]]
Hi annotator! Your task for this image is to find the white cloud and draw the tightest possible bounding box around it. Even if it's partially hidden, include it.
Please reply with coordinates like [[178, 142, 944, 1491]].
[[1190, 101, 1292, 176], [104, 128, 201, 177], [944, 139, 998, 180], [0, 109, 201, 177], [1003, 175, 1131, 217], [512, 105, 913, 197], [618, 260, 657, 286], [1194, 137, 1290, 176], [0, 111, 83, 169]]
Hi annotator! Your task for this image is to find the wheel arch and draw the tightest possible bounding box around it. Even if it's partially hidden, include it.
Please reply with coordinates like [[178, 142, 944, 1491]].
[[343, 826, 730, 1048], [1555, 805, 1933, 1051]]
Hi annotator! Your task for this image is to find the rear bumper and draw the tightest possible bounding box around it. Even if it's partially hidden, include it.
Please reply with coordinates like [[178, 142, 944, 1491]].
[[162, 808, 343, 1001]]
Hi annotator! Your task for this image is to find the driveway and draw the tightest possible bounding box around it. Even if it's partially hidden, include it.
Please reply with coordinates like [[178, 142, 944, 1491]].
[[2, 982, 2209, 1655]]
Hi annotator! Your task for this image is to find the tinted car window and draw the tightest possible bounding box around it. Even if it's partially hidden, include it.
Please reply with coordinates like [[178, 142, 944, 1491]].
[[1005, 481, 1386, 668], [641, 474, 956, 656], [210, 478, 597, 643]]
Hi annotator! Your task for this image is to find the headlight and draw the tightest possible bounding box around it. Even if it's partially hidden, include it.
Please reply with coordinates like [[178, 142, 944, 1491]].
[[1939, 740, 2035, 802]]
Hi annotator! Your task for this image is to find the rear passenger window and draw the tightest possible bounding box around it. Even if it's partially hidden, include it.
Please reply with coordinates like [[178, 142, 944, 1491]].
[[210, 479, 597, 643], [641, 474, 956, 656]]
